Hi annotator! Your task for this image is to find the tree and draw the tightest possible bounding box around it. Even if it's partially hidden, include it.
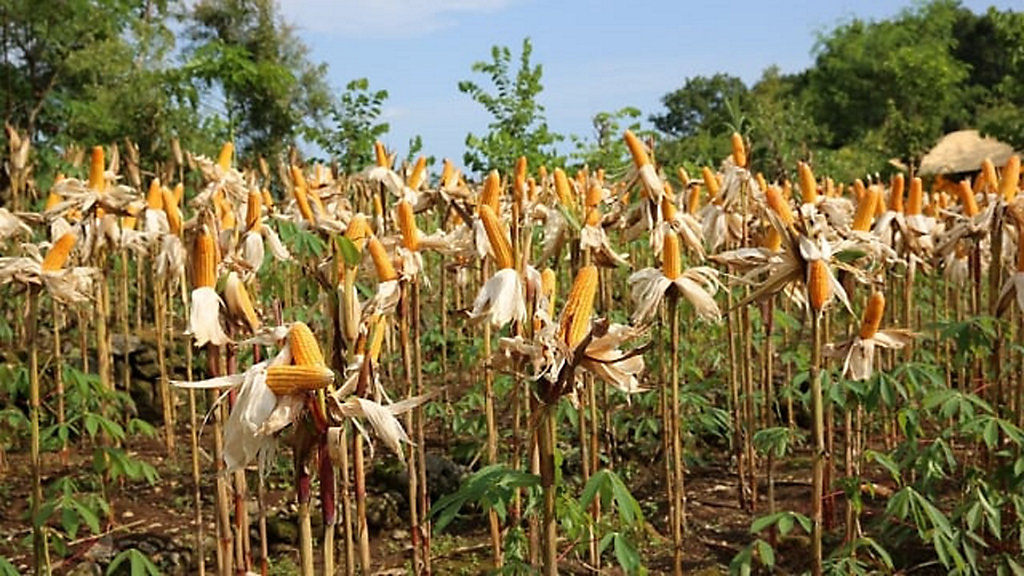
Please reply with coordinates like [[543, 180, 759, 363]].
[[0, 0, 200, 188], [570, 107, 644, 176], [318, 78, 390, 174], [185, 0, 332, 160], [745, 67, 821, 181], [805, 0, 969, 170], [650, 74, 748, 140], [458, 37, 563, 175]]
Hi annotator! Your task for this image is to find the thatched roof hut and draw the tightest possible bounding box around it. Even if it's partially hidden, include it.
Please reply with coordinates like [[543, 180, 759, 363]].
[[918, 129, 1016, 176]]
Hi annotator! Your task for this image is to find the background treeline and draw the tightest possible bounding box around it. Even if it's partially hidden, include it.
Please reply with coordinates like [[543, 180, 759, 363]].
[[1, 0, 1022, 197]]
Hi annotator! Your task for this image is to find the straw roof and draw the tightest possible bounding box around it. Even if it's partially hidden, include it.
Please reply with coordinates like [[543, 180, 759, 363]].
[[918, 129, 1016, 175]]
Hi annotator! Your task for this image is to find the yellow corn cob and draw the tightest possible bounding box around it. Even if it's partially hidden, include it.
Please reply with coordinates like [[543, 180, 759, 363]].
[[193, 227, 217, 289], [1001, 154, 1020, 203], [662, 232, 682, 280], [397, 201, 419, 251], [585, 207, 602, 227], [173, 182, 184, 205], [756, 172, 768, 193], [907, 177, 924, 215], [479, 170, 501, 213], [764, 226, 782, 252], [859, 292, 885, 340], [345, 214, 371, 254], [246, 189, 263, 232], [527, 177, 538, 202], [479, 204, 514, 270], [782, 179, 793, 200], [559, 265, 598, 350], [290, 166, 316, 223], [220, 208, 236, 231], [258, 157, 269, 179], [408, 156, 427, 190], [44, 192, 61, 212], [368, 236, 397, 281], [374, 141, 389, 168], [807, 259, 831, 312], [889, 174, 904, 212], [538, 165, 548, 183], [226, 273, 262, 333], [852, 186, 878, 232], [541, 268, 557, 318], [89, 146, 106, 193], [290, 321, 325, 366], [957, 180, 979, 217], [596, 168, 605, 185], [515, 156, 527, 188], [586, 183, 603, 209], [702, 166, 719, 201], [851, 179, 864, 203], [872, 185, 886, 218], [678, 167, 690, 188], [441, 159, 456, 189], [825, 177, 836, 198], [976, 158, 992, 193], [265, 364, 334, 396], [42, 232, 77, 271], [262, 187, 274, 208], [163, 187, 182, 235], [122, 216, 138, 231], [554, 168, 575, 208], [217, 142, 233, 171], [662, 192, 678, 221], [798, 162, 817, 204], [146, 179, 163, 211], [624, 130, 650, 168], [687, 184, 701, 216], [731, 132, 746, 168], [765, 185, 795, 225]]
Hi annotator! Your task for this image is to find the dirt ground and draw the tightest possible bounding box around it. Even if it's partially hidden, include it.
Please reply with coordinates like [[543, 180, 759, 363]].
[[0, 421, 893, 575]]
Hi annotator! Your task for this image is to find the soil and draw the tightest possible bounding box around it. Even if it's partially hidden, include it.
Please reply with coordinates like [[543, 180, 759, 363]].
[[0, 417, 903, 576]]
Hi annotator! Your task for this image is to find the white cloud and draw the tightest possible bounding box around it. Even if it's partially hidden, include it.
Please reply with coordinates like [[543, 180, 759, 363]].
[[277, 0, 515, 38]]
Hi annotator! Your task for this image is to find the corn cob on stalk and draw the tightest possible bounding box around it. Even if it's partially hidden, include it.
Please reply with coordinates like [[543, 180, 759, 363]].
[[290, 322, 325, 366], [368, 236, 397, 281], [859, 292, 885, 340], [479, 204, 514, 270], [559, 265, 598, 350], [42, 232, 77, 271], [396, 201, 419, 251], [265, 364, 335, 396]]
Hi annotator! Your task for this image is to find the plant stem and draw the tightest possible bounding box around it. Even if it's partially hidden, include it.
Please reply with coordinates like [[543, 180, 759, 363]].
[[810, 308, 825, 576], [537, 401, 558, 576], [28, 287, 51, 575], [669, 294, 684, 575]]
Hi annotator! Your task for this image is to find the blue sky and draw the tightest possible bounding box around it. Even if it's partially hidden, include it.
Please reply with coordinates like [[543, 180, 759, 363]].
[[281, 0, 1017, 173]]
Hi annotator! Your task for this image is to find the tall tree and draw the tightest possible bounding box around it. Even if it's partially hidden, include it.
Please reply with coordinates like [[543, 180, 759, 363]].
[[318, 78, 390, 174], [185, 0, 332, 160], [805, 0, 969, 169], [458, 37, 563, 175]]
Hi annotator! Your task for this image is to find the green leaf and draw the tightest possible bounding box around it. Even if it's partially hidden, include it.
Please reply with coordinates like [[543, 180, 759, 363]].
[[336, 236, 362, 268], [612, 533, 644, 575], [753, 539, 776, 568]]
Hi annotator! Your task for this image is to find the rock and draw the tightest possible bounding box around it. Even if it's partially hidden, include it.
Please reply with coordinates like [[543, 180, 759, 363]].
[[67, 560, 102, 576], [266, 514, 299, 545], [366, 491, 402, 531]]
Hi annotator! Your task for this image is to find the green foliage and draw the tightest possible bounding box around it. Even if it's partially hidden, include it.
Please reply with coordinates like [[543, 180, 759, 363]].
[[569, 107, 644, 176], [185, 0, 332, 159], [0, 557, 18, 576], [106, 548, 162, 576], [458, 38, 564, 175], [431, 464, 541, 533], [320, 78, 390, 173]]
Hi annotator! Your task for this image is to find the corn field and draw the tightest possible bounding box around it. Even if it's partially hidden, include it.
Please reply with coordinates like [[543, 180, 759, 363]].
[[1, 130, 1024, 576]]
